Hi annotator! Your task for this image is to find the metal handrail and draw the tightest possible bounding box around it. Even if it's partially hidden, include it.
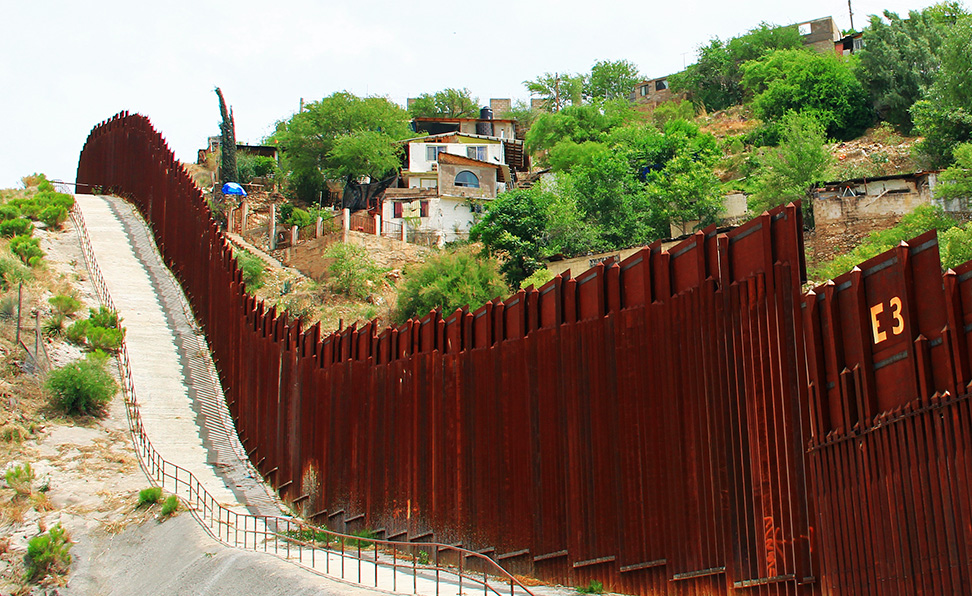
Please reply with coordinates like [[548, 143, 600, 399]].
[[69, 201, 534, 596]]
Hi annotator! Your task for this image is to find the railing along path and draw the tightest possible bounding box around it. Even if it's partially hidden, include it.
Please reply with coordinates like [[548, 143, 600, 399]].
[[69, 202, 535, 596]]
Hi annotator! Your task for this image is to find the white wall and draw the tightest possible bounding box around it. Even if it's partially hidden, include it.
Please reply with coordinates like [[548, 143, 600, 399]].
[[407, 141, 505, 172], [382, 196, 483, 244]]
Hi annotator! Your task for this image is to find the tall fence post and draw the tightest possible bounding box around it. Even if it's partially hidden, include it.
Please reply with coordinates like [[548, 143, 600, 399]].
[[343, 208, 350, 243], [16, 282, 22, 346], [316, 216, 323, 238], [401, 221, 407, 243], [241, 201, 249, 233], [374, 213, 381, 237], [227, 206, 236, 234], [291, 225, 298, 246], [269, 203, 277, 250]]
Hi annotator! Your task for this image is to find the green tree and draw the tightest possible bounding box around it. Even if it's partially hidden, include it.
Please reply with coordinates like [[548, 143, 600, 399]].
[[750, 111, 833, 223], [216, 87, 238, 186], [670, 22, 803, 112], [524, 72, 585, 112], [585, 59, 641, 101], [408, 88, 479, 118], [395, 246, 508, 323], [855, 8, 949, 133], [326, 131, 404, 180], [935, 142, 972, 202], [270, 92, 412, 201], [742, 49, 873, 140], [470, 188, 551, 287], [912, 16, 972, 165], [525, 99, 636, 157]]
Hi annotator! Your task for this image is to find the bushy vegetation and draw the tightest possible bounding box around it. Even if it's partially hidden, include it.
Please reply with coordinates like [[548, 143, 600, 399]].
[[395, 246, 508, 323], [138, 486, 163, 507], [323, 243, 386, 300], [5, 462, 35, 495], [49, 294, 81, 316], [24, 524, 72, 583], [0, 217, 33, 238], [812, 205, 963, 281], [64, 306, 124, 351], [232, 249, 265, 291], [45, 351, 119, 416], [10, 235, 43, 266], [160, 494, 179, 517]]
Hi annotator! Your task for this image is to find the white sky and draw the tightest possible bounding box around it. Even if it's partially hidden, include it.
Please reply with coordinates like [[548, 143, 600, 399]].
[[0, 0, 944, 188]]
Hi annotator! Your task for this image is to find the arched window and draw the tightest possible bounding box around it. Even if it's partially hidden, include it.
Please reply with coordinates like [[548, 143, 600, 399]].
[[454, 170, 480, 188]]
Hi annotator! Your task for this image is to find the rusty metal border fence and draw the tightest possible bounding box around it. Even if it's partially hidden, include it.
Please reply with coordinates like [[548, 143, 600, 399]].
[[74, 112, 815, 596], [69, 189, 533, 596], [74, 111, 972, 596]]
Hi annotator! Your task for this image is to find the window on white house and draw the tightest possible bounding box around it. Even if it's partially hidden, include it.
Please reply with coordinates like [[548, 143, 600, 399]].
[[454, 171, 480, 188], [466, 146, 487, 161], [426, 145, 447, 161], [640, 85, 650, 96], [656, 79, 668, 91]]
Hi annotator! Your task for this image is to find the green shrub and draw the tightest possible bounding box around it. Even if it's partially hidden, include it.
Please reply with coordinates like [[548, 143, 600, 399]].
[[49, 294, 81, 316], [324, 243, 386, 300], [5, 462, 34, 495], [65, 320, 90, 345], [160, 495, 179, 517], [235, 250, 265, 290], [0, 255, 31, 288], [0, 217, 33, 238], [39, 205, 68, 228], [520, 268, 555, 290], [24, 523, 72, 582], [86, 326, 124, 351], [395, 246, 507, 324], [577, 580, 604, 594], [10, 235, 43, 266], [45, 352, 119, 416], [138, 486, 163, 507], [0, 204, 21, 221], [812, 205, 958, 281], [0, 423, 29, 443], [87, 306, 120, 329], [42, 314, 65, 338]]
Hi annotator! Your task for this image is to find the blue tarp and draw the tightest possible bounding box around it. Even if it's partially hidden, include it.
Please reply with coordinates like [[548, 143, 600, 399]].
[[221, 182, 247, 196]]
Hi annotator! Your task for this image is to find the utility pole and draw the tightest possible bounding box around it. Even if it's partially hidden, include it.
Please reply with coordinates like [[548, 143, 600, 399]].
[[848, 0, 855, 31]]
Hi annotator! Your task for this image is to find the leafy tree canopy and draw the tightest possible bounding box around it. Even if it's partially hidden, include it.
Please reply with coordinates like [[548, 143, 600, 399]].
[[269, 92, 412, 201], [525, 99, 638, 157], [935, 142, 972, 202], [742, 48, 872, 140], [750, 111, 833, 223], [586, 59, 641, 101], [524, 72, 585, 112], [670, 22, 803, 112], [469, 188, 552, 287], [395, 246, 508, 324], [855, 6, 954, 133], [912, 15, 972, 165], [408, 88, 480, 119]]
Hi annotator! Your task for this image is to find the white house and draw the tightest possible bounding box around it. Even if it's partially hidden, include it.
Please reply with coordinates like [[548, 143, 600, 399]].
[[382, 133, 514, 245]]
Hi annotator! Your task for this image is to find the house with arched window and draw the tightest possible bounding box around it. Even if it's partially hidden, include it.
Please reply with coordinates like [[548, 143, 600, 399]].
[[382, 131, 520, 245]]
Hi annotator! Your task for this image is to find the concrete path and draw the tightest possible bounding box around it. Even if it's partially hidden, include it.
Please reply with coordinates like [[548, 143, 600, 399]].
[[72, 194, 572, 596], [75, 194, 280, 517]]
